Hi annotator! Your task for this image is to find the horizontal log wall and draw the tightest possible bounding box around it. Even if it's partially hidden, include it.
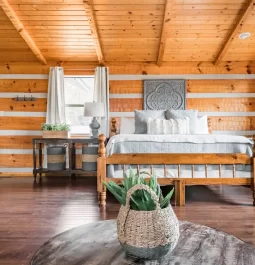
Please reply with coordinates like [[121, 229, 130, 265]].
[[109, 79, 255, 133], [0, 77, 47, 176], [0, 64, 93, 176], [0, 61, 255, 176]]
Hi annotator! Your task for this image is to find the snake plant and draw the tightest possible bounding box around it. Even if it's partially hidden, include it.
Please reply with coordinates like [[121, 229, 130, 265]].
[[103, 170, 174, 211]]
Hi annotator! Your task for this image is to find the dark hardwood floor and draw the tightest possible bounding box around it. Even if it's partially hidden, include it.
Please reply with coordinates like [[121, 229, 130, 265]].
[[0, 176, 255, 265]]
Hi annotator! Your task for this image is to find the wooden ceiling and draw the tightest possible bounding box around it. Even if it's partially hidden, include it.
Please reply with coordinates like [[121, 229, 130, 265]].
[[0, 0, 254, 65]]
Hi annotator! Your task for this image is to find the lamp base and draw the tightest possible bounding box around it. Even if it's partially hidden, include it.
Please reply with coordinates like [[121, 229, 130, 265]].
[[89, 117, 100, 138]]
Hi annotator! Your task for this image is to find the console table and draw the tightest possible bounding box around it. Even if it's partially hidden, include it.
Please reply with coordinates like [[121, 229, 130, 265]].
[[32, 138, 99, 180]]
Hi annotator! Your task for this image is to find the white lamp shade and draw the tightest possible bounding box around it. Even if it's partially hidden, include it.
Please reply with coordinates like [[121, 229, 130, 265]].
[[84, 102, 105, 117]]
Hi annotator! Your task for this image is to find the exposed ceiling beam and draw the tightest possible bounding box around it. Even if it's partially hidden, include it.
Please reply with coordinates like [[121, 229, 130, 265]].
[[0, 0, 47, 65], [157, 0, 174, 66], [214, 0, 255, 65], [84, 0, 105, 65]]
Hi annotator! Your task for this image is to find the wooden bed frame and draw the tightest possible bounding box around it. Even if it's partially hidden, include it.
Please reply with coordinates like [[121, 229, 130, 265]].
[[97, 118, 255, 207]]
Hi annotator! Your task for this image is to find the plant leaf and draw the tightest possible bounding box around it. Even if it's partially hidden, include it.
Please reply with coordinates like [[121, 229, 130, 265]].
[[160, 187, 174, 208], [108, 181, 124, 196], [103, 181, 125, 205]]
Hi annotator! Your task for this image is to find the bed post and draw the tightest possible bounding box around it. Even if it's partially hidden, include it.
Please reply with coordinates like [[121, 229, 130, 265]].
[[98, 134, 106, 206], [253, 135, 255, 206], [110, 118, 117, 137], [208, 117, 212, 134], [175, 180, 185, 207]]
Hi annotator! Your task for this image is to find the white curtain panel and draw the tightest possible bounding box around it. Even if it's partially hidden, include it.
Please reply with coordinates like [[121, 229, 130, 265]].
[[46, 67, 66, 124], [44, 67, 67, 168], [93, 67, 110, 137]]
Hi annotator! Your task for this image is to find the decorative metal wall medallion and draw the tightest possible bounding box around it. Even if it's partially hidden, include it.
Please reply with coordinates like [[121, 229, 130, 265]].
[[144, 80, 186, 110]]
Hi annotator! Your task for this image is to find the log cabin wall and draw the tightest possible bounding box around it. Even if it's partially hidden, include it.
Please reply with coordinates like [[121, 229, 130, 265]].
[[109, 79, 255, 135], [0, 63, 96, 177], [0, 62, 255, 176]]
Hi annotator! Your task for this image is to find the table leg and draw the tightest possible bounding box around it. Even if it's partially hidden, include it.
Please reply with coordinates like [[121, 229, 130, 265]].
[[39, 143, 42, 179], [72, 143, 76, 178], [68, 144, 72, 177], [33, 140, 37, 180]]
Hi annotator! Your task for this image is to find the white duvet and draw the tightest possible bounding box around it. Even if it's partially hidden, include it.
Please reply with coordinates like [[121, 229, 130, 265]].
[[106, 134, 253, 178], [106, 134, 253, 155]]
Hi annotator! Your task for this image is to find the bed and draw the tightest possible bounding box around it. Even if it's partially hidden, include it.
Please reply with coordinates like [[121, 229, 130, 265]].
[[97, 117, 255, 207], [97, 81, 254, 206]]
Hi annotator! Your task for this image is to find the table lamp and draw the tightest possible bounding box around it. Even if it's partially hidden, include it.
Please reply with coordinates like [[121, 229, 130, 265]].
[[84, 102, 105, 138]]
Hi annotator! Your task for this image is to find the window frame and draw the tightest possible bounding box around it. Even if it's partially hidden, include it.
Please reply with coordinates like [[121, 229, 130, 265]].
[[64, 75, 95, 136]]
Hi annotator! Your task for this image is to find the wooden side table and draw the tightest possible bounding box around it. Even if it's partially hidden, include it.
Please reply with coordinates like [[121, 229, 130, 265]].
[[32, 138, 99, 180]]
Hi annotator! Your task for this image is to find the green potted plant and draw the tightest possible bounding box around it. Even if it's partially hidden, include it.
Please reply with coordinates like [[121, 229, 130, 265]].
[[104, 170, 180, 259], [41, 123, 70, 138]]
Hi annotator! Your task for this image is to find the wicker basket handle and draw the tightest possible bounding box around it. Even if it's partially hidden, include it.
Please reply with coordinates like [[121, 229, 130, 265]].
[[125, 184, 161, 210]]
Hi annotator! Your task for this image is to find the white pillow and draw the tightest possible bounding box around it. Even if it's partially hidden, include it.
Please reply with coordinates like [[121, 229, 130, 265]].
[[195, 115, 209, 134], [120, 117, 135, 134], [147, 118, 165, 134], [147, 118, 190, 134], [165, 109, 198, 134], [164, 118, 190, 134]]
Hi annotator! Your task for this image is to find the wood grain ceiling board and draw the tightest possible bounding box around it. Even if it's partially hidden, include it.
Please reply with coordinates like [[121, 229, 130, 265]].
[[11, 2, 98, 61], [0, 0, 254, 63], [93, 1, 164, 62], [0, 7, 37, 62], [163, 1, 251, 62], [221, 8, 255, 62]]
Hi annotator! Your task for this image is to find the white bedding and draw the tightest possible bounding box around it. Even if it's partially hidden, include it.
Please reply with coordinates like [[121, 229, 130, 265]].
[[106, 134, 253, 178], [106, 134, 253, 155]]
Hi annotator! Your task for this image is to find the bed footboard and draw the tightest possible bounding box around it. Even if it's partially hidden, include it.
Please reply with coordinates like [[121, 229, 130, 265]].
[[97, 134, 255, 207]]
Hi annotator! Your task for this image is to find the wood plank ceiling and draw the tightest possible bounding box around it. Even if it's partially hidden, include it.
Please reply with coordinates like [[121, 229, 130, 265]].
[[0, 5, 38, 62], [0, 0, 254, 64]]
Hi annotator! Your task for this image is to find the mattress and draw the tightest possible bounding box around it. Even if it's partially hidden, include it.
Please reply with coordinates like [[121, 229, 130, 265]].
[[106, 134, 253, 178]]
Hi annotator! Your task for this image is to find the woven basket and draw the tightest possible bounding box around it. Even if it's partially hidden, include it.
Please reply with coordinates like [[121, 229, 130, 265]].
[[117, 184, 180, 259]]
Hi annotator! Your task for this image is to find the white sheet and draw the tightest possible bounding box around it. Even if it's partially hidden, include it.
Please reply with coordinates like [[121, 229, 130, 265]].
[[106, 134, 253, 178], [106, 134, 253, 155]]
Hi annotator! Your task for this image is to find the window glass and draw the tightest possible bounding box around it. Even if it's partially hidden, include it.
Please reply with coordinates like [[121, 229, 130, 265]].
[[64, 77, 94, 135]]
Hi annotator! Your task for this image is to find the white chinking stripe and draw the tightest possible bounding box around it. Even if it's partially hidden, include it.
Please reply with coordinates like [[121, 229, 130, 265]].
[[0, 111, 46, 117], [0, 167, 33, 172], [0, 149, 33, 154], [110, 112, 255, 117], [0, 130, 42, 136], [187, 93, 255, 98], [0, 149, 82, 155], [0, 74, 48, 79], [110, 94, 143, 99], [109, 93, 255, 99], [0, 93, 47, 98], [109, 74, 255, 80]]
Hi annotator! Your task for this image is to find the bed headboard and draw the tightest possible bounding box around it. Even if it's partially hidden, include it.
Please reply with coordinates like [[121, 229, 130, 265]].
[[110, 117, 212, 136]]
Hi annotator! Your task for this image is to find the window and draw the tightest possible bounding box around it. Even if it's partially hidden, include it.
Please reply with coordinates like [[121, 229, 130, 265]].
[[64, 76, 94, 135]]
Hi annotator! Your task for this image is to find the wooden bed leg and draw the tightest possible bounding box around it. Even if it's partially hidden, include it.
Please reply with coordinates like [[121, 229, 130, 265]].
[[98, 192, 101, 205], [101, 191, 107, 207], [175, 180, 185, 207], [98, 134, 106, 206]]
